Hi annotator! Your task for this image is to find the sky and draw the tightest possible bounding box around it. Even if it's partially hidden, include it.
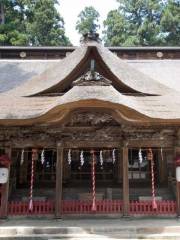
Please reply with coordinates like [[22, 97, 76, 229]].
[[57, 0, 119, 46]]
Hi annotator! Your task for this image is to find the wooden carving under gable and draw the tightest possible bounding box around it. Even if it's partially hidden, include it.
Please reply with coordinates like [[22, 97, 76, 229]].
[[65, 111, 120, 127]]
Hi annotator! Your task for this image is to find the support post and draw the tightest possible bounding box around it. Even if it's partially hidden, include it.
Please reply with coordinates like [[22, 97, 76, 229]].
[[177, 182, 180, 217], [123, 147, 129, 216], [55, 143, 63, 218], [0, 147, 11, 218]]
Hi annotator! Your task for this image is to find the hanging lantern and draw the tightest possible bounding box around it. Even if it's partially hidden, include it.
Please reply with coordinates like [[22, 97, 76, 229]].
[[112, 149, 116, 164], [138, 148, 143, 164], [20, 149, 24, 165], [0, 168, 9, 184], [68, 149, 72, 165], [100, 150, 103, 167], [176, 167, 180, 182], [175, 155, 180, 182], [0, 155, 11, 184], [41, 149, 45, 165], [80, 150, 84, 166]]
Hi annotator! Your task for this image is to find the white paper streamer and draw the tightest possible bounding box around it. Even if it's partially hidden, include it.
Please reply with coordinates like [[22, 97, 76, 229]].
[[80, 150, 84, 166], [68, 149, 72, 165], [100, 150, 103, 166], [112, 149, 116, 164], [41, 149, 45, 165], [161, 148, 163, 162], [20, 149, 24, 165], [138, 148, 143, 164]]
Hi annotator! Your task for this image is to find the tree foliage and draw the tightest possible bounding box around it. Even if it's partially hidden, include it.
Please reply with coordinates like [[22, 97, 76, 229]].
[[161, 0, 180, 46], [0, 0, 71, 46], [104, 0, 180, 46], [76, 6, 100, 35], [0, 0, 28, 45]]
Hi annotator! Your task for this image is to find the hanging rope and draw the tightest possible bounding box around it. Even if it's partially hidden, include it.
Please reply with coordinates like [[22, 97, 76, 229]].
[[148, 148, 157, 210], [91, 150, 96, 212], [29, 149, 37, 211]]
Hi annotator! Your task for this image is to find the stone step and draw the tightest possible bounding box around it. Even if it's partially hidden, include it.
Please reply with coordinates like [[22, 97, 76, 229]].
[[1, 226, 180, 239], [0, 235, 180, 239], [0, 232, 180, 239], [1, 218, 180, 239]]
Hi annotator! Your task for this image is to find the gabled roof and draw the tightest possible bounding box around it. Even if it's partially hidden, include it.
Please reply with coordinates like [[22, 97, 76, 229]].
[[2, 41, 174, 97], [0, 36, 180, 125]]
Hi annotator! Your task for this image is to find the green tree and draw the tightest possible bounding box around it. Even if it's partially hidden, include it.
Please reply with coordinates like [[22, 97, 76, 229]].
[[103, 10, 130, 46], [76, 6, 100, 35], [161, 0, 180, 45], [0, 0, 28, 46], [27, 0, 71, 46], [0, 0, 71, 46], [103, 0, 165, 46]]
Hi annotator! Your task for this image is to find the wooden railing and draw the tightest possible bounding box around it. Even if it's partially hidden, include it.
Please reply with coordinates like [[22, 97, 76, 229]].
[[8, 200, 176, 216], [130, 200, 176, 215], [62, 200, 123, 214], [8, 200, 55, 216]]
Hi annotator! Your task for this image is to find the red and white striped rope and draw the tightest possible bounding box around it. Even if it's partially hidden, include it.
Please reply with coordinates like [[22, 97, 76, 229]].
[[91, 150, 96, 212], [29, 149, 36, 211], [149, 148, 157, 209]]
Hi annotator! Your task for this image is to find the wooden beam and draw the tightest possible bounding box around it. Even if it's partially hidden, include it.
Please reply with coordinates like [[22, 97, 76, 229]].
[[0, 147, 11, 218], [55, 143, 63, 218], [63, 141, 121, 149], [127, 139, 173, 148], [122, 147, 129, 216]]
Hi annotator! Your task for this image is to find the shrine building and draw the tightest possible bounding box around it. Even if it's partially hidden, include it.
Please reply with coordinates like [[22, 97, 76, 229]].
[[0, 32, 180, 218]]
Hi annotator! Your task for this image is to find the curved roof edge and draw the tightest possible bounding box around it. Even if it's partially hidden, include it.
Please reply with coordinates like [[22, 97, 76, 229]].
[[0, 85, 180, 125]]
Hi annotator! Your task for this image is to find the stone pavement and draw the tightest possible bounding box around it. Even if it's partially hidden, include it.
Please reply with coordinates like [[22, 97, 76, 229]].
[[0, 218, 180, 239]]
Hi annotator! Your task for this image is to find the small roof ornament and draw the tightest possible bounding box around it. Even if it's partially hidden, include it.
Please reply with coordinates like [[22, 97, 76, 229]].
[[73, 71, 111, 86], [73, 59, 111, 86], [80, 30, 101, 44]]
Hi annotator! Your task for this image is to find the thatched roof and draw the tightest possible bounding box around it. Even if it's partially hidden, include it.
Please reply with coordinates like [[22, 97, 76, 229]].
[[127, 60, 180, 93], [0, 39, 180, 125]]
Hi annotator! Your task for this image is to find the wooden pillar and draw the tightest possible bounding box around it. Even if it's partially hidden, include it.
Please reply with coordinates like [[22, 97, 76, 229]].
[[175, 147, 180, 217], [55, 143, 63, 218], [177, 182, 180, 217], [0, 147, 11, 218], [122, 147, 129, 216]]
